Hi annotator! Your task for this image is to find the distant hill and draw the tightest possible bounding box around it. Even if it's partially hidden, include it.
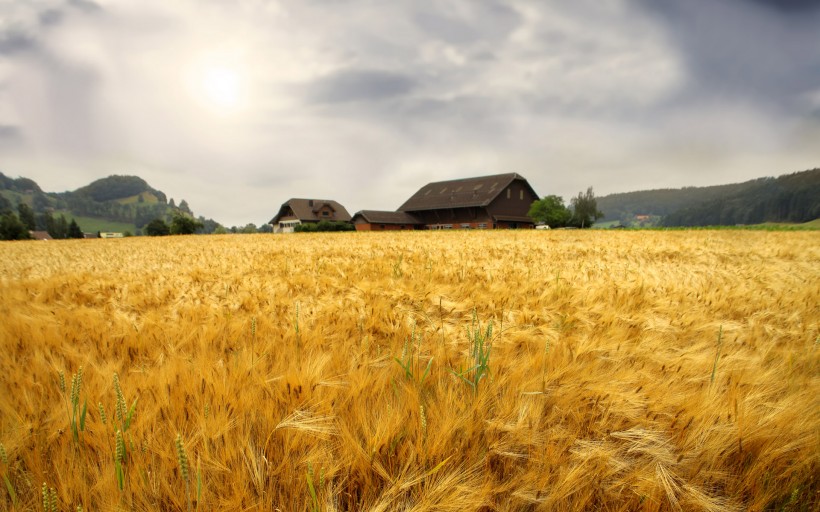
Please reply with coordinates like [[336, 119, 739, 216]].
[[71, 175, 167, 203], [596, 168, 820, 227], [0, 172, 212, 234]]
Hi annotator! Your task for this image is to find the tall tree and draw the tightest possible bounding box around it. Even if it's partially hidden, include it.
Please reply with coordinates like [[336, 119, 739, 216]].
[[17, 203, 36, 230], [570, 187, 604, 228], [68, 219, 84, 239], [528, 195, 572, 227]]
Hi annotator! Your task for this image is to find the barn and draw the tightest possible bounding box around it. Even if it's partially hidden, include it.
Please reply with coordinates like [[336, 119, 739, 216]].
[[269, 198, 352, 233], [351, 173, 539, 230], [397, 173, 539, 229]]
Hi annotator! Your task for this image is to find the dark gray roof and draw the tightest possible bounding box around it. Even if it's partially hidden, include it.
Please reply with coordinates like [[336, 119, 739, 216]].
[[270, 198, 352, 224], [352, 210, 422, 224], [397, 173, 535, 212]]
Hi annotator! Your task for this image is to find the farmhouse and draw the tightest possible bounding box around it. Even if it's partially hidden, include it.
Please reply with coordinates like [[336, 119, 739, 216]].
[[269, 198, 352, 233], [353, 173, 539, 230]]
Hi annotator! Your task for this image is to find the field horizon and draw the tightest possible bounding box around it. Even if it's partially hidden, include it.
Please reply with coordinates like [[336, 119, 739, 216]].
[[0, 231, 817, 511]]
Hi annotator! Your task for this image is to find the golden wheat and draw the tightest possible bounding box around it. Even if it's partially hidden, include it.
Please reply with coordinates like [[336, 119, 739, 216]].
[[0, 231, 817, 510]]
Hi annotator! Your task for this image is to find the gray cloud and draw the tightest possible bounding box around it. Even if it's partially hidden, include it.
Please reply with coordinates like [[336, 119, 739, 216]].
[[38, 9, 64, 26], [0, 31, 36, 55], [0, 124, 21, 138], [307, 69, 417, 104], [640, 0, 820, 108]]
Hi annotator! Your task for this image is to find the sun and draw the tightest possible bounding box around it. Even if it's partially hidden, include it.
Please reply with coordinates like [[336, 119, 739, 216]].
[[201, 66, 241, 109], [185, 54, 248, 115]]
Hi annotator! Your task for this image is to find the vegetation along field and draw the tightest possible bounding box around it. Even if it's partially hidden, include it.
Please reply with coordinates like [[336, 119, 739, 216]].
[[0, 231, 817, 511]]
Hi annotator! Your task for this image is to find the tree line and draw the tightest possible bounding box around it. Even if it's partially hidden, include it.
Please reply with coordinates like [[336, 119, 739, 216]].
[[0, 203, 84, 240], [596, 168, 819, 227], [527, 187, 603, 228]]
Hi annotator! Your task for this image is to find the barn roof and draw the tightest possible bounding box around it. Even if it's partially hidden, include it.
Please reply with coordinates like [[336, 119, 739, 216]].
[[269, 198, 352, 224], [352, 210, 422, 224], [397, 173, 537, 212]]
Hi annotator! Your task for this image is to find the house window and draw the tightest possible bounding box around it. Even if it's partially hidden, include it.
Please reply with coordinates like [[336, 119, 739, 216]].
[[478, 223, 487, 229], [322, 211, 329, 217], [460, 223, 471, 229], [443, 224, 453, 229], [520, 190, 524, 200], [507, 188, 511, 199], [309, 200, 314, 207]]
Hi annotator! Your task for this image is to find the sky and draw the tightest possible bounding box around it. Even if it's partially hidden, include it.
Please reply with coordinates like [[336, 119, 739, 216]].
[[1, 0, 818, 227]]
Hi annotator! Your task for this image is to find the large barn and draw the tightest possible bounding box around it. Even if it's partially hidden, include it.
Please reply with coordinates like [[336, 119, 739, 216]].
[[353, 173, 539, 230], [269, 198, 352, 233]]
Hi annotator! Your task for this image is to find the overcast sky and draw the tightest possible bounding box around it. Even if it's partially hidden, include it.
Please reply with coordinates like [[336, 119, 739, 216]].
[[1, 0, 818, 226]]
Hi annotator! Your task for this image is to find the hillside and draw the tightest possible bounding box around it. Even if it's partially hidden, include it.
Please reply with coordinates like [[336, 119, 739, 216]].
[[597, 168, 819, 226], [0, 172, 206, 235]]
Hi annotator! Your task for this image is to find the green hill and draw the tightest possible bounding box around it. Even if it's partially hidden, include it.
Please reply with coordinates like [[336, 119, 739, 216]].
[[72, 175, 166, 203], [597, 168, 819, 227], [0, 172, 207, 235]]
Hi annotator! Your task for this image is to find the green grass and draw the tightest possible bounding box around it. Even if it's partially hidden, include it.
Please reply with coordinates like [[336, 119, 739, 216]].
[[115, 192, 160, 205], [53, 211, 137, 234], [592, 220, 621, 229], [624, 219, 820, 231]]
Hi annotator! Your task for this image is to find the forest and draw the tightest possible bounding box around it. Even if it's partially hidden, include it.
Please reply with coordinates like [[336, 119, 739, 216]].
[[597, 168, 819, 226]]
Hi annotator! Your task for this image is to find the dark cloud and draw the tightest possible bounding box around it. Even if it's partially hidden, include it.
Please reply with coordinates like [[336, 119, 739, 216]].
[[38, 9, 65, 26], [749, 0, 820, 13], [0, 125, 21, 139], [0, 31, 37, 55], [640, 0, 820, 108], [0, 1, 102, 55], [0, 125, 22, 149], [307, 69, 417, 104]]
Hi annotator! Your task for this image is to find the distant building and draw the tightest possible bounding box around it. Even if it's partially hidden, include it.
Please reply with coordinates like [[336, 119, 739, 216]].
[[29, 231, 53, 240], [269, 198, 352, 233], [99, 232, 124, 239], [354, 173, 539, 231], [351, 210, 422, 231]]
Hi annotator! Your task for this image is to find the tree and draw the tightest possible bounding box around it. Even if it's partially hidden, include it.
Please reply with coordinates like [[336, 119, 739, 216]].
[[0, 212, 31, 240], [570, 187, 604, 228], [178, 199, 192, 214], [240, 223, 258, 234], [168, 198, 176, 208], [528, 195, 572, 227], [17, 203, 36, 230], [170, 214, 203, 235], [68, 219, 84, 239], [145, 218, 170, 236], [47, 214, 69, 239], [0, 194, 12, 213]]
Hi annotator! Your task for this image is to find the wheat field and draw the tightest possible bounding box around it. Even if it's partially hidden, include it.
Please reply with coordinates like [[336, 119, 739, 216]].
[[0, 231, 817, 511]]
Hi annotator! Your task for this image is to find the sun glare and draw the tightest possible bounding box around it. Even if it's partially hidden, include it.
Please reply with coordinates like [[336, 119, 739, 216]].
[[202, 66, 241, 109], [186, 53, 249, 115]]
